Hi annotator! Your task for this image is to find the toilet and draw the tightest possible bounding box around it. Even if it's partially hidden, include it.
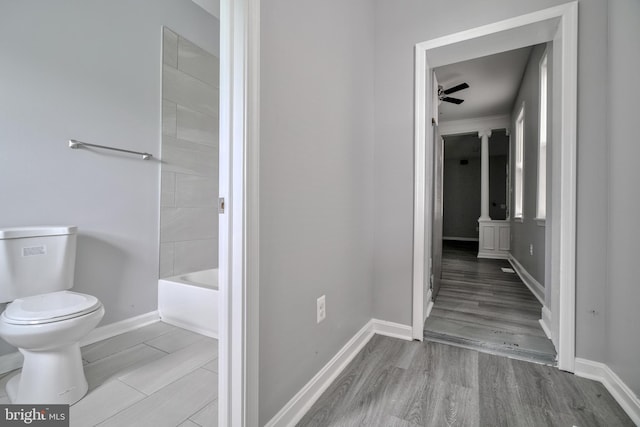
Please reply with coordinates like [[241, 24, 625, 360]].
[[0, 226, 104, 404]]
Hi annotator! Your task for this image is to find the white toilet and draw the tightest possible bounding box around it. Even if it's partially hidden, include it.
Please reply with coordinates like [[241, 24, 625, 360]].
[[0, 226, 104, 404]]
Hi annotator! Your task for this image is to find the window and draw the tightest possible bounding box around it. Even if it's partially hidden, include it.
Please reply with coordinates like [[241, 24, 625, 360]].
[[536, 51, 548, 220], [514, 104, 525, 219]]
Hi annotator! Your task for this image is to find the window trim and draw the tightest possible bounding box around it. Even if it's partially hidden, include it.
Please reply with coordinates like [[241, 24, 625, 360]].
[[514, 102, 525, 219], [536, 49, 548, 221]]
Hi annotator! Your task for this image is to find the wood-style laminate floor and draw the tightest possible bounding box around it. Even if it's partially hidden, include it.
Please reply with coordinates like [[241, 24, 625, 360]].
[[0, 322, 218, 427], [298, 335, 635, 427], [424, 240, 557, 364]]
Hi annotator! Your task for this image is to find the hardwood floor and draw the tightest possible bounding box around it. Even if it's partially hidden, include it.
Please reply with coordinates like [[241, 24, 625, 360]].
[[0, 322, 218, 427], [298, 335, 635, 427], [424, 240, 556, 364]]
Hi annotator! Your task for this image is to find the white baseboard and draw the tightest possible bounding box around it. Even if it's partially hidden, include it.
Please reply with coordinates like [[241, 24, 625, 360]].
[[539, 306, 556, 345], [265, 321, 375, 427], [575, 358, 640, 425], [424, 289, 434, 323], [538, 318, 552, 341], [478, 251, 510, 260], [81, 310, 160, 347], [371, 319, 413, 341], [443, 236, 479, 242], [508, 254, 544, 304], [0, 310, 160, 375], [425, 300, 434, 321], [265, 318, 414, 426]]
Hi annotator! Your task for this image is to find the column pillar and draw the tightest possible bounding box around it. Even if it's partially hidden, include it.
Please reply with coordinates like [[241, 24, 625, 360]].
[[479, 130, 492, 220]]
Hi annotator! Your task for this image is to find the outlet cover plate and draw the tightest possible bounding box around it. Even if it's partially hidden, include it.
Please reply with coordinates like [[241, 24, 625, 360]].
[[317, 295, 326, 323]]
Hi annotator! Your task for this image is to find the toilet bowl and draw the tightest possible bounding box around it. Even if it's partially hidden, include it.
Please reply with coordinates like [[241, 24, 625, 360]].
[[0, 226, 104, 405], [0, 290, 104, 404]]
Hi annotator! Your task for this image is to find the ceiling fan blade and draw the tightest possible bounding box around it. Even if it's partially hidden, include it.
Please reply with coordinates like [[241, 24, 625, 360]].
[[443, 82, 469, 95], [442, 97, 464, 104]]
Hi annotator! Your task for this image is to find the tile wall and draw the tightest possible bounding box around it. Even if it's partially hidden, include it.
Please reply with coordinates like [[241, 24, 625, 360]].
[[160, 27, 219, 278]]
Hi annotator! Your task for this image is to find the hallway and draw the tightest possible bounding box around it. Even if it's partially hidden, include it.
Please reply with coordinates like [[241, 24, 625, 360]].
[[298, 335, 634, 426], [424, 241, 556, 365]]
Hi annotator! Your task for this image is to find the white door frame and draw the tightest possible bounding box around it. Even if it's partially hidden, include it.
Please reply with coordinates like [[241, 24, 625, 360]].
[[219, 0, 260, 425], [412, 2, 578, 372]]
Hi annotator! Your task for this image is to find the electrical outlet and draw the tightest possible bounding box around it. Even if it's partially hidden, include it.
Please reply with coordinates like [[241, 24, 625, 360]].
[[317, 295, 326, 323], [529, 244, 534, 256]]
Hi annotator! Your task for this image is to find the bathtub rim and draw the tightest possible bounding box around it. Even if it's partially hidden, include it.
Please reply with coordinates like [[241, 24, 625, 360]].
[[160, 268, 219, 291]]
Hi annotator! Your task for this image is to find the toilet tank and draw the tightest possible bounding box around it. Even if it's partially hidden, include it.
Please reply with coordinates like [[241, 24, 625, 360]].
[[0, 226, 77, 303]]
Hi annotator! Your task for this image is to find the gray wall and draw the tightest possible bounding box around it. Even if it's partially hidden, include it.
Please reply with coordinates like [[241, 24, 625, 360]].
[[509, 44, 548, 285], [442, 133, 508, 240], [606, 0, 640, 396], [0, 1, 218, 356], [160, 28, 219, 279], [372, 0, 610, 366], [259, 0, 375, 423], [443, 156, 480, 239]]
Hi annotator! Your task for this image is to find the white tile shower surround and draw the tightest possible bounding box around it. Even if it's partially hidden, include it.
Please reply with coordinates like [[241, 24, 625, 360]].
[[0, 322, 219, 427]]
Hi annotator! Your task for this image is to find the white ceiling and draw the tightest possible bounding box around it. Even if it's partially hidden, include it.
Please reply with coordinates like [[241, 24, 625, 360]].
[[435, 46, 533, 122]]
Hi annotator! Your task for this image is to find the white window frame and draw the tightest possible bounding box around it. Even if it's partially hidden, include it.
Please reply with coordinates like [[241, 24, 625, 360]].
[[514, 103, 525, 220], [536, 50, 548, 222]]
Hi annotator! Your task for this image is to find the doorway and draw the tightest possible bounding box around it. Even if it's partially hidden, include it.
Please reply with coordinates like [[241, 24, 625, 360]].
[[425, 122, 557, 364], [412, 2, 577, 372]]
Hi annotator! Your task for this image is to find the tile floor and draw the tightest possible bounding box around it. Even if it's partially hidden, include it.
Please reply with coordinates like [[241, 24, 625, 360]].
[[0, 321, 218, 427]]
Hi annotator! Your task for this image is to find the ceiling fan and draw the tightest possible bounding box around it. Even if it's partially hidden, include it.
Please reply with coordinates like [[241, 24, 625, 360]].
[[438, 82, 469, 105]]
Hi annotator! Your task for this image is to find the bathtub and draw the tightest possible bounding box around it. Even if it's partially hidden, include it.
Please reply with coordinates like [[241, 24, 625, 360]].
[[158, 268, 218, 338]]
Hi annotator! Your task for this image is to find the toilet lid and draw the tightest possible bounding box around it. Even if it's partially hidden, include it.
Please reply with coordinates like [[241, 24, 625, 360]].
[[3, 291, 102, 325]]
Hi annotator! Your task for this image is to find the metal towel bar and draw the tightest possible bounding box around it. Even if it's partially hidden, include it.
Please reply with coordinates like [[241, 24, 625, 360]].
[[68, 139, 153, 160]]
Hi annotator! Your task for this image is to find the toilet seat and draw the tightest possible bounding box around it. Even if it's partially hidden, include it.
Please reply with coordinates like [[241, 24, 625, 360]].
[[2, 291, 102, 325]]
